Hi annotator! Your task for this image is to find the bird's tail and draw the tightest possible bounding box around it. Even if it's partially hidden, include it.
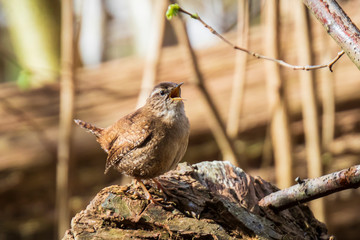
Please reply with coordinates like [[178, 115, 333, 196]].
[[74, 119, 103, 138]]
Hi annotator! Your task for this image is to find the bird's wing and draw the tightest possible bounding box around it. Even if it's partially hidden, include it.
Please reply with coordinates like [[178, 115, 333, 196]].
[[104, 111, 153, 174]]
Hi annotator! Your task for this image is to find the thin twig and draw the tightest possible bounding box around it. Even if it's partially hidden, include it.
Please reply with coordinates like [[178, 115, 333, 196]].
[[177, 7, 344, 72], [259, 165, 360, 211]]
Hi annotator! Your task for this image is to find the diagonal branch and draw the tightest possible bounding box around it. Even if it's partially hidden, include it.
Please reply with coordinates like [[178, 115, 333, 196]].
[[303, 0, 360, 70], [258, 165, 360, 211], [166, 4, 344, 72]]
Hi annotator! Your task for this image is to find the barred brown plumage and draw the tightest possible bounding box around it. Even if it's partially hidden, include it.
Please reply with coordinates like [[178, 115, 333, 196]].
[[74, 119, 103, 138], [74, 82, 190, 203]]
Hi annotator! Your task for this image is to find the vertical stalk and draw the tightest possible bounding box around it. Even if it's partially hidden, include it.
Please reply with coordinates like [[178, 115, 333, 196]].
[[320, 36, 335, 152], [294, 1, 325, 222], [56, 0, 75, 238], [226, 0, 249, 139], [263, 0, 293, 189], [170, 16, 244, 168], [136, 1, 168, 107]]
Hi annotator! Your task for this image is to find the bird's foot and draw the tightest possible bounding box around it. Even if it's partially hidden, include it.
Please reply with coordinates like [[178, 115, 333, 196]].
[[152, 178, 178, 201], [135, 179, 174, 208], [135, 179, 161, 202]]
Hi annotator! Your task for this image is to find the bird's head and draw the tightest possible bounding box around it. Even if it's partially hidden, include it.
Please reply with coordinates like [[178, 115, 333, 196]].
[[146, 82, 185, 119]]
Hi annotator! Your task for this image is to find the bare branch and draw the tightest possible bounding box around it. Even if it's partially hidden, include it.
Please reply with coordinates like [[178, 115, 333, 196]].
[[258, 165, 360, 211], [173, 6, 344, 72], [303, 0, 360, 70]]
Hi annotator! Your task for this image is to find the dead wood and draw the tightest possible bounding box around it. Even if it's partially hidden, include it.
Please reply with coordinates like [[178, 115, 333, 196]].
[[259, 165, 360, 211], [63, 161, 329, 240]]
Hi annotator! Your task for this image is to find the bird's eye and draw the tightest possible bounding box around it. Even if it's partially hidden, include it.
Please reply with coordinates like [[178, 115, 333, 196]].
[[159, 90, 166, 96]]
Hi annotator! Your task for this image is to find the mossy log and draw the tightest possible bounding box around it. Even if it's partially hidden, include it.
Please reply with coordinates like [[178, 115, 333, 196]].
[[63, 161, 329, 240]]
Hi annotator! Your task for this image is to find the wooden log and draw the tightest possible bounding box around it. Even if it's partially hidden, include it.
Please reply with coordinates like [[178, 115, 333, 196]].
[[62, 161, 329, 239]]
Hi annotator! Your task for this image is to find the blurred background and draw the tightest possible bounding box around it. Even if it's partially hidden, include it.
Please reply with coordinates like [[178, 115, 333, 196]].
[[0, 0, 359, 239]]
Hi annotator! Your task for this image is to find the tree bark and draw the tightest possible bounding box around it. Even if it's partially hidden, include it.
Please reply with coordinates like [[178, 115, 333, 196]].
[[62, 161, 329, 240], [303, 0, 360, 70]]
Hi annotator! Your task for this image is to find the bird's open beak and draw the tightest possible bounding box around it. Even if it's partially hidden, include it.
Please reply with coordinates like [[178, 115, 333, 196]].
[[170, 82, 183, 100]]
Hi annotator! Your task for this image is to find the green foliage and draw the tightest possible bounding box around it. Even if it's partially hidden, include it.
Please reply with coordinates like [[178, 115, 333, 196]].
[[166, 4, 180, 20]]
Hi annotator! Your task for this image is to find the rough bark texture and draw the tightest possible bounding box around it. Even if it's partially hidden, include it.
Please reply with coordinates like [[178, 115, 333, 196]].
[[63, 161, 329, 240]]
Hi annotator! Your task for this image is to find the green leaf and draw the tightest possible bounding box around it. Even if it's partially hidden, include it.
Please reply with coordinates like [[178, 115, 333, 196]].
[[166, 3, 180, 20], [191, 13, 199, 19]]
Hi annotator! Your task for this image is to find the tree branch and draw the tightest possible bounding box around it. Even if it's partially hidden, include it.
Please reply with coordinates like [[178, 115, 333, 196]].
[[303, 0, 360, 70], [258, 165, 360, 211], [166, 3, 344, 72]]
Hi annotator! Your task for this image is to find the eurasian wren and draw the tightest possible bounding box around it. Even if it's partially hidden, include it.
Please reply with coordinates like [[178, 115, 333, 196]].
[[74, 82, 190, 201]]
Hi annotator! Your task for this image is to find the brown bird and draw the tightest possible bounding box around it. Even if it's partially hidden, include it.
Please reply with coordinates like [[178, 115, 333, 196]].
[[74, 82, 190, 202]]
